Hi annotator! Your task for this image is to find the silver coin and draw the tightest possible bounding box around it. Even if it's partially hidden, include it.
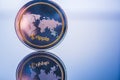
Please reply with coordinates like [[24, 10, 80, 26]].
[[15, 0, 67, 50], [16, 51, 67, 80]]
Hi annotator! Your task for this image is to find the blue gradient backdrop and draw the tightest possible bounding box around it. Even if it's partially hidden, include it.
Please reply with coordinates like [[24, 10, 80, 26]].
[[0, 0, 120, 80]]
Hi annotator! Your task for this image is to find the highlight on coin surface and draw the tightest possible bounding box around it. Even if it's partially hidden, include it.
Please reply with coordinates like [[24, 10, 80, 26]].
[[15, 0, 67, 50], [16, 51, 66, 80]]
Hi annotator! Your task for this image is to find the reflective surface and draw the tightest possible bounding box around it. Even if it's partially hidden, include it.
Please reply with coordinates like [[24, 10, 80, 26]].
[[17, 51, 66, 80], [0, 0, 120, 80]]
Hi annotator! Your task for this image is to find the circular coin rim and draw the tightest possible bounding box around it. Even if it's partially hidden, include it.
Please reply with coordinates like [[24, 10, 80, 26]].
[[16, 52, 66, 80], [15, 1, 66, 49]]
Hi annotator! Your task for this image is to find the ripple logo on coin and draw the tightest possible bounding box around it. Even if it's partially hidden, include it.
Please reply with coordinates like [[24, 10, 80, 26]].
[[15, 0, 67, 50], [16, 51, 66, 80]]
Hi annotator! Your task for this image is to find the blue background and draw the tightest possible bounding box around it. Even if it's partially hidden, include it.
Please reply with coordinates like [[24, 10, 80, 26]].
[[0, 0, 120, 80]]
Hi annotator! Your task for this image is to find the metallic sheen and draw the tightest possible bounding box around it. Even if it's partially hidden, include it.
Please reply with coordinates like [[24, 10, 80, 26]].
[[15, 0, 67, 50], [16, 51, 66, 80]]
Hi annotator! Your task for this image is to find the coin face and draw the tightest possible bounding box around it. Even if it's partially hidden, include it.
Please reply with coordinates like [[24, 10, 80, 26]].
[[16, 51, 66, 80], [15, 0, 67, 50]]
